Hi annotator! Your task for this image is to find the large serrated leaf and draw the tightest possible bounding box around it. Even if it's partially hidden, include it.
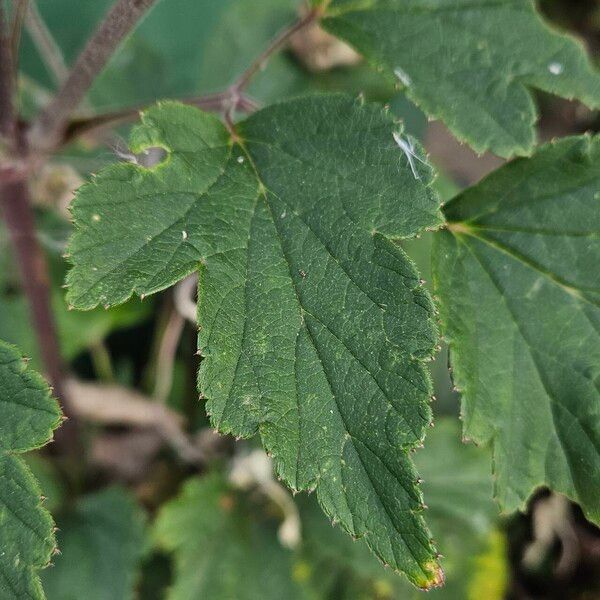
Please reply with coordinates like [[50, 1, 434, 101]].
[[154, 473, 311, 600], [66, 95, 443, 587], [320, 0, 600, 158], [0, 341, 62, 599], [432, 135, 600, 521]]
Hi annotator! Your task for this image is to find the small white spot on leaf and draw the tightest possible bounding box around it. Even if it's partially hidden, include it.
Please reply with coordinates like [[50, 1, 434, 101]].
[[394, 67, 411, 87], [548, 62, 563, 75]]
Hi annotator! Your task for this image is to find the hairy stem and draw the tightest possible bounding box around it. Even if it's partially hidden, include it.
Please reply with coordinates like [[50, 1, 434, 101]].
[[28, 0, 158, 150]]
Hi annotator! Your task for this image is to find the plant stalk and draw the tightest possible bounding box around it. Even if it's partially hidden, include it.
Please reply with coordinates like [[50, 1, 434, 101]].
[[0, 4, 16, 140], [28, 0, 158, 150]]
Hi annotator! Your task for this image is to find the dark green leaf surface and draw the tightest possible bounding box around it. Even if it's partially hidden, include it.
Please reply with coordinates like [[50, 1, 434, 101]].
[[154, 473, 311, 599], [299, 418, 499, 599], [66, 96, 444, 587], [321, 0, 600, 157], [433, 135, 600, 521], [0, 341, 62, 599], [42, 488, 146, 600]]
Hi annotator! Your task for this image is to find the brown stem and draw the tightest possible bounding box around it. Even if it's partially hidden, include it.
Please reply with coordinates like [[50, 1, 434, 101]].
[[0, 179, 63, 384], [44, 8, 318, 148], [0, 175, 80, 445], [28, 0, 158, 150], [0, 5, 16, 140]]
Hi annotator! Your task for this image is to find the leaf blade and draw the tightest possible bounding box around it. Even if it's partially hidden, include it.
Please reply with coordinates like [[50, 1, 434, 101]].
[[321, 0, 600, 157], [0, 341, 62, 599], [67, 96, 444, 587], [433, 135, 600, 521]]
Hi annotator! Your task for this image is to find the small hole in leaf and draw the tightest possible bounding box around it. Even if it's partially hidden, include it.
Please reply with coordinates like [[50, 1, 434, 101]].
[[136, 146, 168, 168]]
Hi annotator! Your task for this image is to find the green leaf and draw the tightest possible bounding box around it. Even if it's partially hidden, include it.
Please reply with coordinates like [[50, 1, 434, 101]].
[[154, 473, 312, 599], [66, 95, 443, 587], [299, 418, 500, 599], [320, 0, 600, 158], [41, 488, 146, 600], [0, 340, 62, 599], [432, 135, 600, 522]]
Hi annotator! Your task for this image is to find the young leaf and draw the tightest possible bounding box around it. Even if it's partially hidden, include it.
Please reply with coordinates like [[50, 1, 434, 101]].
[[0, 340, 62, 599], [154, 473, 311, 599], [433, 135, 600, 522], [66, 96, 443, 587], [41, 488, 146, 600], [320, 0, 600, 158]]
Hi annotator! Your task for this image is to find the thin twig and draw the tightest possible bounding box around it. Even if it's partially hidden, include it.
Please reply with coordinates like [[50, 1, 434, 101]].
[[223, 6, 320, 127], [10, 0, 28, 64], [153, 305, 185, 403], [60, 91, 259, 147], [230, 7, 320, 93], [36, 7, 317, 147], [25, 0, 69, 85], [0, 4, 15, 140], [28, 0, 158, 150]]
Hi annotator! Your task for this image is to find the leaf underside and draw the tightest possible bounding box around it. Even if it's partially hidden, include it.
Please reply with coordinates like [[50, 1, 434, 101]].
[[321, 0, 600, 158], [433, 135, 600, 522], [66, 95, 444, 587], [0, 341, 62, 599]]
